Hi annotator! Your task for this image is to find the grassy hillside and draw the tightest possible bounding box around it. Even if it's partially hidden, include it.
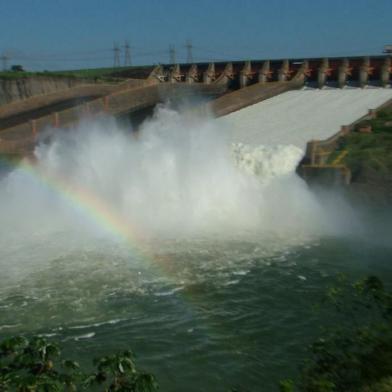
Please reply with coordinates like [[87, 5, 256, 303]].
[[328, 106, 392, 182]]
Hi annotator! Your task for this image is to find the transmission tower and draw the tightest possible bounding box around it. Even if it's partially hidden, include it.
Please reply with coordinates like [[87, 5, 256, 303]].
[[0, 53, 9, 71], [113, 43, 121, 67], [169, 45, 176, 64], [185, 39, 193, 63], [123, 40, 131, 66]]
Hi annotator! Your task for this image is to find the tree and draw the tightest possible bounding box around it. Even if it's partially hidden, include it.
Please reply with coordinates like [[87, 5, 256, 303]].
[[10, 65, 25, 72], [282, 275, 392, 392], [0, 336, 158, 391]]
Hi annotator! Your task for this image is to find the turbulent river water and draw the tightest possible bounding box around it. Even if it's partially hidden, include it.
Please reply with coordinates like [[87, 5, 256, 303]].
[[1, 91, 392, 391]]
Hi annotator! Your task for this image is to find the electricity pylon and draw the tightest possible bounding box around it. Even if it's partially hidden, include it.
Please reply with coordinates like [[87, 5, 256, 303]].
[[113, 43, 120, 67], [123, 40, 131, 66]]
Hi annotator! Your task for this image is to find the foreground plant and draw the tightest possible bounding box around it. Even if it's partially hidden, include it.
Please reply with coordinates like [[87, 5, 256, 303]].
[[280, 275, 392, 392], [0, 336, 157, 391]]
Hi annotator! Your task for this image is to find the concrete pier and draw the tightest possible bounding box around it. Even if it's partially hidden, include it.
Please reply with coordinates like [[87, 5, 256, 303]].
[[149, 65, 166, 82], [216, 63, 234, 86], [258, 61, 272, 84], [186, 64, 198, 83], [240, 61, 253, 88], [381, 58, 391, 87], [318, 58, 330, 88], [278, 60, 291, 82], [203, 63, 215, 84], [293, 60, 310, 84], [169, 64, 182, 83], [338, 59, 351, 88], [359, 57, 371, 88]]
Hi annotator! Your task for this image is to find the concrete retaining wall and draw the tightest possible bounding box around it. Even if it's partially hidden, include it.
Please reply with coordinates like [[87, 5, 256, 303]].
[[0, 77, 102, 105], [0, 78, 150, 120], [299, 98, 392, 185], [303, 98, 392, 166], [0, 82, 226, 157], [298, 165, 351, 185]]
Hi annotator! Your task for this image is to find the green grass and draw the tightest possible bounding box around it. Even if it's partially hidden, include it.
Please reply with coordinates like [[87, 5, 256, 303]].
[[0, 69, 119, 81], [0, 66, 132, 81], [327, 111, 392, 180], [0, 71, 45, 80], [0, 64, 155, 81]]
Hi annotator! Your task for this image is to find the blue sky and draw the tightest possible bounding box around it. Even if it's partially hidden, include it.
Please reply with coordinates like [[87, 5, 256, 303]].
[[0, 0, 391, 70]]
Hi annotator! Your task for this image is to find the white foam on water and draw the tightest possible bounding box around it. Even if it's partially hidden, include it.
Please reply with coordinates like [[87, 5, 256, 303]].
[[72, 332, 95, 341], [231, 143, 304, 181]]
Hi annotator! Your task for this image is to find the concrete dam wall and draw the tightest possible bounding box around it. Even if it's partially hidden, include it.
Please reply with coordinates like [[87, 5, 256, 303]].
[[1, 53, 391, 161], [0, 76, 102, 105], [145, 55, 392, 88]]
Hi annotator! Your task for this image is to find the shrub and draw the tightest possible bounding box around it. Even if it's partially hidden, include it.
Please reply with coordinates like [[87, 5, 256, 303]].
[[0, 336, 158, 391], [283, 275, 392, 392]]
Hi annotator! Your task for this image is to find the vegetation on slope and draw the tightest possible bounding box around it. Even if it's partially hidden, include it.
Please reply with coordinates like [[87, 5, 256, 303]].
[[280, 275, 392, 392], [328, 106, 392, 183]]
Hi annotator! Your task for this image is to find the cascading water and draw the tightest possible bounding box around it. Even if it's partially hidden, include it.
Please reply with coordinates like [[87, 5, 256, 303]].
[[0, 104, 345, 245], [0, 102, 356, 320], [0, 102, 340, 323], [0, 95, 390, 392]]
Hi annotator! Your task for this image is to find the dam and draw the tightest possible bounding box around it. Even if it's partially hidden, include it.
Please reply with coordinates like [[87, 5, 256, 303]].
[[0, 54, 391, 157], [1, 58, 392, 392]]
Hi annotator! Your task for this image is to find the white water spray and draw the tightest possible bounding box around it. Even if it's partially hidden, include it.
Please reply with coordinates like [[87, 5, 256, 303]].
[[0, 101, 361, 330], [0, 104, 341, 247]]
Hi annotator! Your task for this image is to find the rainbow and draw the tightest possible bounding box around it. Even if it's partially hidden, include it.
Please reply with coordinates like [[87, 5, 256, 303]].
[[0, 153, 197, 314], [0, 153, 215, 315], [0, 154, 152, 261], [0, 153, 245, 356]]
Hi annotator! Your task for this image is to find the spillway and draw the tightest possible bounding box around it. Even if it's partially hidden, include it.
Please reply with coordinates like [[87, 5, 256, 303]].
[[218, 87, 392, 148]]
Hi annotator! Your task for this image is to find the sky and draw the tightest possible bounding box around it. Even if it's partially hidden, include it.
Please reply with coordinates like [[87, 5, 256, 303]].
[[0, 0, 391, 71]]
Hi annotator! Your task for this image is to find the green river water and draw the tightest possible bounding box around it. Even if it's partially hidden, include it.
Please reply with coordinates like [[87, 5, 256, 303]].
[[1, 229, 391, 391], [0, 106, 391, 391]]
